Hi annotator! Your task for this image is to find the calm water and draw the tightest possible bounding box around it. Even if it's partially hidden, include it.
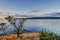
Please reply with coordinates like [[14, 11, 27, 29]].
[[24, 19, 60, 34], [0, 19, 60, 34]]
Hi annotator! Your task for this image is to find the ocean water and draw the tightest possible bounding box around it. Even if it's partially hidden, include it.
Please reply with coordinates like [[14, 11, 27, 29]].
[[0, 19, 60, 34]]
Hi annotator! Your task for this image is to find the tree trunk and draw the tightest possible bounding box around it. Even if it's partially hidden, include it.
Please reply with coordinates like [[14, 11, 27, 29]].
[[17, 28, 20, 37]]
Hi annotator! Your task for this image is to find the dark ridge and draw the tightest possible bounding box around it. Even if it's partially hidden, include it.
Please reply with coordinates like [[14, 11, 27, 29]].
[[27, 17, 60, 19]]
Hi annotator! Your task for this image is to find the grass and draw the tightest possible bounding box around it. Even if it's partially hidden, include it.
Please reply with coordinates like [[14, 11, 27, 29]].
[[0, 30, 60, 40], [0, 33, 40, 40]]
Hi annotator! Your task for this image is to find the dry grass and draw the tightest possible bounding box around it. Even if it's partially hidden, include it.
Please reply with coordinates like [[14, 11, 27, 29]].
[[0, 33, 40, 40]]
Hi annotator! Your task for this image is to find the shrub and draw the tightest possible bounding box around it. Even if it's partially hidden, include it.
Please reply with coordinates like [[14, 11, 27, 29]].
[[39, 30, 58, 40]]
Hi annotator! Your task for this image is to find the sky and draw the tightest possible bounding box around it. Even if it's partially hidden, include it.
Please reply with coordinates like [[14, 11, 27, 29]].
[[0, 0, 60, 16]]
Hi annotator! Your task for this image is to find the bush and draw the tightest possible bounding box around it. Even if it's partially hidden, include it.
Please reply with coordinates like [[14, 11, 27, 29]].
[[39, 30, 58, 40]]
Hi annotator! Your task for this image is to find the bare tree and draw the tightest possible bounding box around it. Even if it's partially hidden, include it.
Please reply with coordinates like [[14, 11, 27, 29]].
[[0, 23, 7, 35], [5, 16, 26, 37]]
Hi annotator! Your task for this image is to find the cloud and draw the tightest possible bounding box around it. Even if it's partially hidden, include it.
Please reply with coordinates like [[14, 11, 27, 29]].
[[28, 9, 42, 13], [25, 8, 43, 16], [0, 12, 4, 15], [0, 9, 44, 17], [0, 11, 21, 16]]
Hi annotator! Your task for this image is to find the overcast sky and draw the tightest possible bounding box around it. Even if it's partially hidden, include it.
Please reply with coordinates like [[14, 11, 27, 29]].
[[0, 0, 60, 16]]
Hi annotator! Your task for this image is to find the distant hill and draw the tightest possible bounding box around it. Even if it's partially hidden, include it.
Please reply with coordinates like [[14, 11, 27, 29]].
[[27, 12, 60, 19], [1, 12, 60, 19], [14, 12, 60, 19], [42, 12, 60, 17], [27, 17, 60, 19]]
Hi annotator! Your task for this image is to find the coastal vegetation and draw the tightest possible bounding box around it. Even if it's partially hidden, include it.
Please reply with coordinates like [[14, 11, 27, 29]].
[[0, 23, 7, 35], [0, 29, 60, 40], [0, 16, 60, 40], [5, 16, 26, 37], [39, 30, 59, 40]]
